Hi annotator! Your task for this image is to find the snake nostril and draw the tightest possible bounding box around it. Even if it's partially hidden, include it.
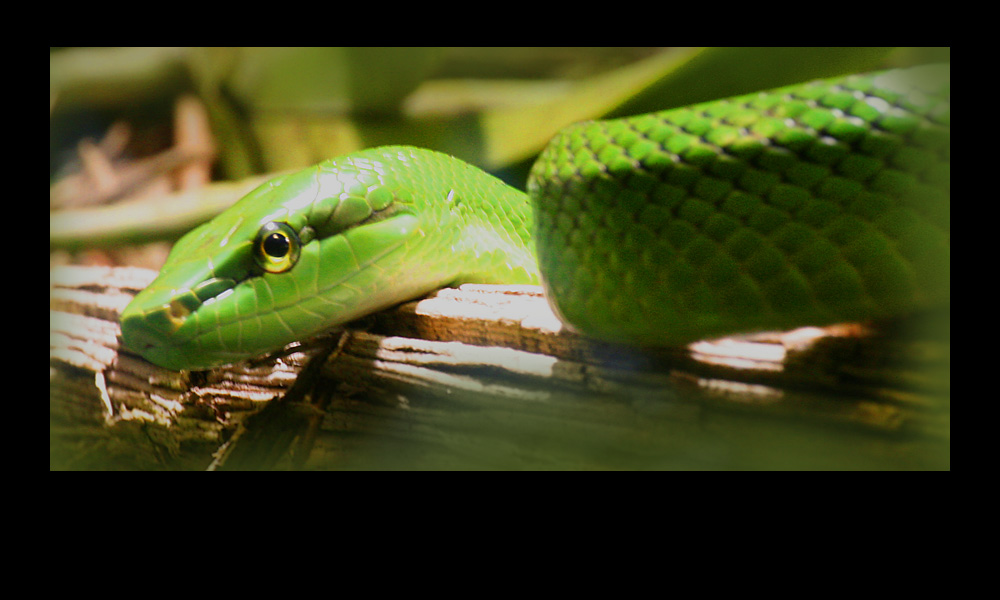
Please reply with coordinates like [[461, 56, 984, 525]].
[[167, 299, 191, 325]]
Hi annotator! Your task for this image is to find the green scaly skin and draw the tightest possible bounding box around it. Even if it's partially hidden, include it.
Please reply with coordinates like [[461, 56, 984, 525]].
[[121, 65, 950, 371]]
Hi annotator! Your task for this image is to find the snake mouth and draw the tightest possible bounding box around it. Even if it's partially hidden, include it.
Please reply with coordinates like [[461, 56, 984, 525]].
[[118, 316, 246, 371], [119, 210, 426, 370], [121, 276, 236, 337], [120, 282, 261, 371]]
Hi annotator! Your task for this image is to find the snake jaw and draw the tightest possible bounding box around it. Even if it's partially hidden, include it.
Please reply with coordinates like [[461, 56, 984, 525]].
[[121, 210, 441, 370], [119, 302, 189, 369]]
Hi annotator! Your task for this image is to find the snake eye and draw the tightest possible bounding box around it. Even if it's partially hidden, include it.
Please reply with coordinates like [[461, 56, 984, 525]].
[[254, 222, 301, 273]]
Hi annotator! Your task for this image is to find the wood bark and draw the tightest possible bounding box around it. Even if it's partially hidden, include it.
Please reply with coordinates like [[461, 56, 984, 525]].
[[50, 266, 950, 470]]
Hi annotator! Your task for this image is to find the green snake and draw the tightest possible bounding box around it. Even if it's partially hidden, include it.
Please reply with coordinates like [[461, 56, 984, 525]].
[[120, 65, 950, 371]]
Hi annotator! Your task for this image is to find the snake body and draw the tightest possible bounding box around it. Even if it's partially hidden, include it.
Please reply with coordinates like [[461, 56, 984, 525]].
[[121, 65, 950, 371]]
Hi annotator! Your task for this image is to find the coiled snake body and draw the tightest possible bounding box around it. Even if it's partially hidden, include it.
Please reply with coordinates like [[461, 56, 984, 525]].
[[121, 65, 950, 371]]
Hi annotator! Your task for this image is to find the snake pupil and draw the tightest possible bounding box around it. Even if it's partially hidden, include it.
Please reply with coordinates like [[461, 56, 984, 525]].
[[263, 232, 289, 257]]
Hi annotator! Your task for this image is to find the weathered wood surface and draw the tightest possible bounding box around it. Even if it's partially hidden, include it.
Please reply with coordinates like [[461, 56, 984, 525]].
[[50, 266, 950, 470]]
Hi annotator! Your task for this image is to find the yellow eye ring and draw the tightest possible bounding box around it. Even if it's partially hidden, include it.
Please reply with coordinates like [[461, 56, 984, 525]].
[[254, 222, 301, 273]]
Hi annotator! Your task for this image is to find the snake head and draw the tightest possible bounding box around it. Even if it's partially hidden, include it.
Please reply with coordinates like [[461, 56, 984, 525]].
[[120, 150, 444, 370]]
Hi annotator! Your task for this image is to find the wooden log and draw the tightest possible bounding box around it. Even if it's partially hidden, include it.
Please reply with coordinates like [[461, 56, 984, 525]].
[[49, 266, 950, 470]]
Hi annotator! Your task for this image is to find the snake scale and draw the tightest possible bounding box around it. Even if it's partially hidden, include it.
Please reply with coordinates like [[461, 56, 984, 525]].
[[121, 64, 950, 371]]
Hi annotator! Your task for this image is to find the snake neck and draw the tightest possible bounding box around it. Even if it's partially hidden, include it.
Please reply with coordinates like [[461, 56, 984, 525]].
[[448, 190, 540, 285]]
